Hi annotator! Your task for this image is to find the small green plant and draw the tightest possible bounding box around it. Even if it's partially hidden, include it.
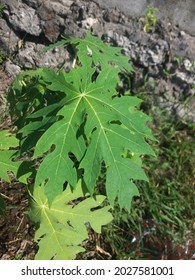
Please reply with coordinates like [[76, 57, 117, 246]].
[[143, 5, 159, 33], [0, 33, 155, 259], [173, 55, 182, 66], [0, 48, 6, 64], [0, 3, 5, 17]]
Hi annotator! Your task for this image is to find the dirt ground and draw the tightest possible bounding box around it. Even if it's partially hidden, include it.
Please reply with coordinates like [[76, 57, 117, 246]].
[[0, 180, 37, 259]]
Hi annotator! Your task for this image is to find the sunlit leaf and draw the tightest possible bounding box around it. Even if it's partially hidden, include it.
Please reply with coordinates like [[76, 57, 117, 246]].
[[30, 181, 113, 260]]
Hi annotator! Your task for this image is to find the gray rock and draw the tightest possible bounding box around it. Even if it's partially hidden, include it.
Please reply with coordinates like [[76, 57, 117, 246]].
[[0, 0, 20, 9], [4, 4, 42, 36], [175, 70, 195, 86], [22, 0, 42, 9], [0, 18, 19, 53], [5, 60, 21, 77], [36, 0, 73, 42], [154, 62, 195, 123], [171, 29, 195, 60], [81, 18, 99, 30], [103, 29, 169, 70], [16, 41, 72, 70], [42, 0, 72, 17]]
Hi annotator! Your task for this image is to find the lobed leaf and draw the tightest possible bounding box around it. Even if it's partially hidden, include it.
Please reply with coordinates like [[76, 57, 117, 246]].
[[8, 33, 155, 211], [66, 32, 133, 74], [0, 130, 33, 183], [33, 66, 154, 209], [30, 181, 113, 260]]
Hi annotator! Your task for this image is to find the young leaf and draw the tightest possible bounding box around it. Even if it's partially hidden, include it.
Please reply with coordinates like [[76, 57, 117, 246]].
[[29, 181, 113, 260]]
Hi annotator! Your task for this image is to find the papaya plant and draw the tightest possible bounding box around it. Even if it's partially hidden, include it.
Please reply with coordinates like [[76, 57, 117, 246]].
[[0, 32, 155, 259]]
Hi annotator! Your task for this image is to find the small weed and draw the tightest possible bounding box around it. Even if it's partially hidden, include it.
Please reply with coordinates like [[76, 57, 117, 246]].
[[11, 254, 23, 260], [142, 5, 159, 33], [0, 3, 5, 17], [0, 48, 6, 65], [173, 55, 183, 67]]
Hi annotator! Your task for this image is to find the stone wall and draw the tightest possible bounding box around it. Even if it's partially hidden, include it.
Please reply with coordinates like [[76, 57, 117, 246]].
[[94, 0, 195, 36], [0, 0, 194, 122]]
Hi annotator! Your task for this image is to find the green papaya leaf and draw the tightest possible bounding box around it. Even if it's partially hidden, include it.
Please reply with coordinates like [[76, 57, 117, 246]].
[[8, 33, 155, 211], [0, 130, 19, 182], [29, 181, 113, 260], [0, 150, 19, 182], [0, 130, 33, 183], [66, 32, 134, 74], [33, 61, 155, 209], [0, 130, 19, 150]]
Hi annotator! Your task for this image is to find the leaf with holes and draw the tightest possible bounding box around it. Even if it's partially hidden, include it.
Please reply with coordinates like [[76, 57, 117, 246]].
[[9, 33, 155, 211], [66, 32, 133, 74], [32, 54, 154, 210], [29, 181, 113, 260], [0, 130, 19, 182]]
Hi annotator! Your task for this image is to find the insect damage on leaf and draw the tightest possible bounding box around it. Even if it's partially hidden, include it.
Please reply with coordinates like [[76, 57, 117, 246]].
[[1, 32, 157, 260], [7, 32, 156, 212], [0, 130, 21, 182]]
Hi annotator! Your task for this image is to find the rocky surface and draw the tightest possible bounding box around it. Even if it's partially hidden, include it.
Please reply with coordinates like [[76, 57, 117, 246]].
[[0, 0, 194, 122], [94, 0, 195, 37]]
